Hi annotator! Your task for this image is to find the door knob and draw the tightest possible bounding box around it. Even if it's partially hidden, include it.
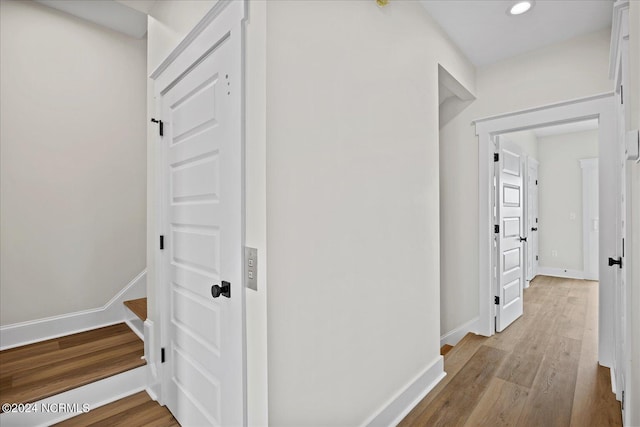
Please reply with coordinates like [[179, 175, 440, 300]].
[[519, 236, 527, 242], [211, 281, 231, 298], [608, 257, 622, 269], [531, 227, 538, 231]]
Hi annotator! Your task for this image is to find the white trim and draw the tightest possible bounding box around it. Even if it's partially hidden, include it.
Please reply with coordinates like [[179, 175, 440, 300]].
[[124, 317, 144, 341], [144, 319, 162, 402], [0, 271, 146, 351], [609, 0, 630, 79], [150, 0, 235, 79], [580, 158, 599, 281], [537, 267, 585, 280], [474, 93, 616, 370], [610, 366, 617, 394], [440, 316, 480, 347], [362, 356, 445, 427], [473, 92, 612, 125], [0, 366, 146, 427]]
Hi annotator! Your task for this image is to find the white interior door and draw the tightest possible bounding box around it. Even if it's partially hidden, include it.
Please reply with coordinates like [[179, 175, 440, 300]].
[[495, 138, 525, 332], [160, 23, 244, 427], [526, 158, 539, 283], [613, 23, 629, 413]]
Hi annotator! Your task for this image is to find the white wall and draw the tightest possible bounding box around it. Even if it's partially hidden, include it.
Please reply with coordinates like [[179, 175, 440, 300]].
[[0, 0, 147, 325], [536, 130, 598, 272], [145, 1, 269, 425], [440, 29, 612, 337], [503, 130, 538, 160], [266, 1, 474, 425]]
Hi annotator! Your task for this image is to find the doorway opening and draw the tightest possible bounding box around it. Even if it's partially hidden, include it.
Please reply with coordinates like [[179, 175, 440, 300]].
[[473, 93, 617, 370], [498, 118, 600, 289]]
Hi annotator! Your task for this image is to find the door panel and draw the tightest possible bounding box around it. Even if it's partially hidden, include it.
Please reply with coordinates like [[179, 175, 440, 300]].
[[496, 139, 525, 332], [161, 31, 243, 427]]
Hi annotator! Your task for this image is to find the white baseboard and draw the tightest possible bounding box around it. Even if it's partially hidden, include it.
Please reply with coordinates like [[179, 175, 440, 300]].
[[144, 319, 162, 403], [538, 267, 584, 280], [440, 316, 480, 348], [0, 366, 146, 427], [362, 356, 445, 427], [0, 270, 146, 350], [610, 366, 617, 394]]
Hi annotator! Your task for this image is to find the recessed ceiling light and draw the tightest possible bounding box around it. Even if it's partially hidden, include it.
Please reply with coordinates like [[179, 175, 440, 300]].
[[509, 1, 533, 15]]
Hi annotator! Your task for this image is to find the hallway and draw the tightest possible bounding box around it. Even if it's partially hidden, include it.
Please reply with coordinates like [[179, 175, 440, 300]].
[[401, 276, 622, 427]]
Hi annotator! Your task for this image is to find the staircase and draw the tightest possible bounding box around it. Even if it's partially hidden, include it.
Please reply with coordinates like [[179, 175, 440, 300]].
[[0, 298, 150, 426]]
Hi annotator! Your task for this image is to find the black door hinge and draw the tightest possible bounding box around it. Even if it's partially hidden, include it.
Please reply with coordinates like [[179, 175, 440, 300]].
[[536, 255, 539, 261], [621, 85, 624, 105], [622, 390, 625, 410], [161, 348, 166, 363], [494, 224, 500, 234], [535, 179, 538, 185], [151, 118, 164, 136], [495, 296, 500, 305], [160, 235, 164, 250], [494, 153, 499, 162]]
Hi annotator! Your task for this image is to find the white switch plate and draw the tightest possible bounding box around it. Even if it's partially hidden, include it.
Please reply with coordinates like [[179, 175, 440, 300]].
[[245, 247, 258, 291]]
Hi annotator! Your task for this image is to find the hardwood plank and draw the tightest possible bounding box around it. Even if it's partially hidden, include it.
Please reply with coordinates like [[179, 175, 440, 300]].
[[2, 349, 145, 404], [517, 335, 582, 427], [88, 400, 174, 427], [0, 341, 60, 365], [495, 350, 543, 388], [440, 344, 453, 356], [11, 342, 143, 387], [403, 345, 507, 427], [123, 298, 147, 322], [401, 277, 623, 427], [57, 324, 132, 349], [463, 377, 529, 427], [0, 323, 144, 406], [57, 393, 179, 427], [570, 281, 622, 427], [399, 333, 486, 425], [1, 331, 140, 375], [55, 391, 151, 427]]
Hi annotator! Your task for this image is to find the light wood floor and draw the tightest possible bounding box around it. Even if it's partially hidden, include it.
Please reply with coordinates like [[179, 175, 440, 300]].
[[0, 323, 145, 409], [55, 391, 178, 426], [400, 275, 622, 427]]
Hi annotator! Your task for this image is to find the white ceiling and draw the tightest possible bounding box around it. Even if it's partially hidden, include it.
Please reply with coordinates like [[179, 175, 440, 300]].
[[420, 0, 614, 66], [532, 119, 599, 138], [35, 0, 151, 38]]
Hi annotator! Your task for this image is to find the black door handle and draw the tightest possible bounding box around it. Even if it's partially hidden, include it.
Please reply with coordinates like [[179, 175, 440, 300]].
[[519, 236, 527, 242], [531, 227, 538, 231], [608, 257, 622, 268], [211, 281, 231, 298]]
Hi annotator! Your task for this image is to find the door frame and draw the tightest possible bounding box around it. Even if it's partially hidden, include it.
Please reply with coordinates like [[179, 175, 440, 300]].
[[149, 0, 248, 415], [524, 155, 539, 287], [580, 158, 599, 281], [474, 92, 616, 368]]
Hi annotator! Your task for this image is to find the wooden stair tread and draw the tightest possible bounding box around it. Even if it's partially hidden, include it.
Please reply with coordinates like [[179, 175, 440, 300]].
[[123, 298, 147, 321], [440, 344, 454, 356], [0, 323, 145, 409], [55, 391, 179, 427]]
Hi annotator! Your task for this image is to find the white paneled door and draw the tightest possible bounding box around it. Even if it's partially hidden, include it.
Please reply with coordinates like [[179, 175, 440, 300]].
[[158, 11, 244, 427], [495, 138, 525, 332]]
